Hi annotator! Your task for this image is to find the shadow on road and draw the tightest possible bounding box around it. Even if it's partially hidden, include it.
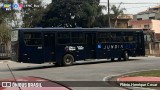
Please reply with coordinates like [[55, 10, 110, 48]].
[[74, 59, 140, 66], [5, 58, 141, 71], [12, 65, 56, 71]]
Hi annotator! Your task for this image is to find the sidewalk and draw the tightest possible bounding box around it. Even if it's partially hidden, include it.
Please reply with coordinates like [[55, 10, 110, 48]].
[[106, 72, 160, 90], [117, 76, 160, 90], [0, 59, 12, 64], [118, 76, 160, 82]]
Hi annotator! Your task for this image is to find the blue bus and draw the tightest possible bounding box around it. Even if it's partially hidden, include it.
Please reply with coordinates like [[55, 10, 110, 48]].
[[11, 28, 145, 66]]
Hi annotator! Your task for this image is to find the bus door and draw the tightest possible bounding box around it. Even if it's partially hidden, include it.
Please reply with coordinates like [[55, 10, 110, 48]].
[[22, 32, 43, 63], [85, 33, 96, 59], [43, 33, 56, 62], [135, 32, 145, 56]]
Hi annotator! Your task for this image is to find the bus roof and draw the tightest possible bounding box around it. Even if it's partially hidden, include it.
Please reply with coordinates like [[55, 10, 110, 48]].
[[15, 28, 143, 32]]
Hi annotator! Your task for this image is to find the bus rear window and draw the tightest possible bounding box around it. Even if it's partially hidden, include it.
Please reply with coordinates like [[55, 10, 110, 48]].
[[24, 32, 42, 46]]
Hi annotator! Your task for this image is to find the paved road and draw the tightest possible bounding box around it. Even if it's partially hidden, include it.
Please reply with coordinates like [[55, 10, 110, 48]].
[[0, 56, 160, 90]]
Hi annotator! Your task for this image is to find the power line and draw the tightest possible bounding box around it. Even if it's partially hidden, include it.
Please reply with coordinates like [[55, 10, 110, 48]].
[[100, 2, 160, 4], [126, 5, 157, 9]]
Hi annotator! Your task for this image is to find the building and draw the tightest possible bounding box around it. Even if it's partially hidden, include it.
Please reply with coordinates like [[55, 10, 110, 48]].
[[129, 5, 160, 41], [128, 5, 160, 56], [111, 14, 133, 28], [133, 5, 160, 20], [128, 20, 160, 34]]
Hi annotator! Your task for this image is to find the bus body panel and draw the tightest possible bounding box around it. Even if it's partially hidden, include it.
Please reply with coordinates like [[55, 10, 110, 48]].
[[84, 32, 96, 59], [43, 33, 56, 62], [11, 28, 145, 64], [19, 31, 44, 63], [135, 31, 145, 56]]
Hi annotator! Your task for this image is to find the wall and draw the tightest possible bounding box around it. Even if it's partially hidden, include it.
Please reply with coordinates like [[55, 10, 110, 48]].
[[155, 13, 160, 20], [152, 20, 160, 33], [128, 20, 152, 29], [136, 13, 156, 20]]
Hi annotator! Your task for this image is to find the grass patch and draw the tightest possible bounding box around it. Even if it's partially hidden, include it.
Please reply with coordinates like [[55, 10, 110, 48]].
[[128, 70, 160, 77]]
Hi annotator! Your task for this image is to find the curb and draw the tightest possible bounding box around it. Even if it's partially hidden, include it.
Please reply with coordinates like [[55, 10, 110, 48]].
[[147, 56, 156, 57], [103, 69, 160, 90], [0, 60, 13, 64], [146, 55, 160, 57]]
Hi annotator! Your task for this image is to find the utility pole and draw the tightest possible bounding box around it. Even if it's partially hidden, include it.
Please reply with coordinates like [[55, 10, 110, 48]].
[[108, 0, 111, 28]]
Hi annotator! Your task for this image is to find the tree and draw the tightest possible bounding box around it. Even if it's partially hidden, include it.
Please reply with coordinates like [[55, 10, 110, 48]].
[[21, 0, 46, 27], [0, 23, 11, 44], [39, 0, 105, 28], [93, 14, 109, 27], [111, 3, 126, 28], [0, 0, 13, 45], [0, 0, 14, 25]]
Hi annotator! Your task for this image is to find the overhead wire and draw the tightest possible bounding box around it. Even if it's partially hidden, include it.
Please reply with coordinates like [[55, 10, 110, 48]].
[[99, 2, 160, 13], [100, 2, 160, 4]]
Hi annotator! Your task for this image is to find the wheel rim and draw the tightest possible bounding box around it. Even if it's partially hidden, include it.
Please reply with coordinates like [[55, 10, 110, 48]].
[[125, 52, 129, 60], [65, 56, 72, 64]]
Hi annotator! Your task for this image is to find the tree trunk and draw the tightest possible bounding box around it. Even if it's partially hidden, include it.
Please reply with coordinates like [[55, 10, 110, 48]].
[[114, 18, 118, 28]]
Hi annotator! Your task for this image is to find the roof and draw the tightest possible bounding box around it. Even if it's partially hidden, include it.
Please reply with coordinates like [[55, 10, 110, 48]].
[[137, 5, 160, 15], [129, 20, 152, 25], [137, 10, 158, 15], [150, 5, 160, 9]]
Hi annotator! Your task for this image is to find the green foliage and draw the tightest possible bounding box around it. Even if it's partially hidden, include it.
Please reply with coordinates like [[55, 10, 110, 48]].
[[22, 0, 45, 27], [0, 0, 15, 25], [0, 0, 13, 44], [0, 23, 11, 44], [111, 5, 125, 19], [128, 70, 160, 77], [93, 15, 109, 27], [39, 0, 105, 28], [111, 4, 126, 28]]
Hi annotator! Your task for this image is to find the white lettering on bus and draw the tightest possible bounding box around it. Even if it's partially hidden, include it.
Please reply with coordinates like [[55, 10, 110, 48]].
[[106, 45, 123, 49], [65, 46, 76, 51], [77, 46, 84, 50]]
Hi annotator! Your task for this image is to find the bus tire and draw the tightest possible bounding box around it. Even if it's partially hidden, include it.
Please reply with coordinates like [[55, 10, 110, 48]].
[[118, 58, 121, 61], [123, 51, 129, 61], [63, 54, 74, 66], [111, 58, 114, 62]]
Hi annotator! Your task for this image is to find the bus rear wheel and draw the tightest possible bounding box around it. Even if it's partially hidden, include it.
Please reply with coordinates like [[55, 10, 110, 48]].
[[123, 51, 129, 61], [63, 54, 74, 66]]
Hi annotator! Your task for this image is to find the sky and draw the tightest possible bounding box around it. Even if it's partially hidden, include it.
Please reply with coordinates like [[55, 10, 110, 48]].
[[43, 0, 160, 14]]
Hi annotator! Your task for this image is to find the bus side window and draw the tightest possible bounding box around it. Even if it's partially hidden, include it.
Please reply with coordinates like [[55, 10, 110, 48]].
[[128, 36, 134, 42], [122, 32, 135, 42], [71, 32, 84, 44], [98, 32, 107, 43], [110, 32, 117, 42], [106, 33, 111, 42], [24, 32, 42, 46], [57, 32, 71, 45], [86, 34, 92, 45]]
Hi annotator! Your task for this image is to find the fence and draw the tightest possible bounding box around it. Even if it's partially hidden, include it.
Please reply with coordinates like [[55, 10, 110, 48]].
[[0, 44, 11, 59], [145, 42, 160, 56]]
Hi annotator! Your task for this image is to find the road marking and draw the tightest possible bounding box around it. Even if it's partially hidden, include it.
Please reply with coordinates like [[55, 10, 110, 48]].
[[103, 69, 160, 90]]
